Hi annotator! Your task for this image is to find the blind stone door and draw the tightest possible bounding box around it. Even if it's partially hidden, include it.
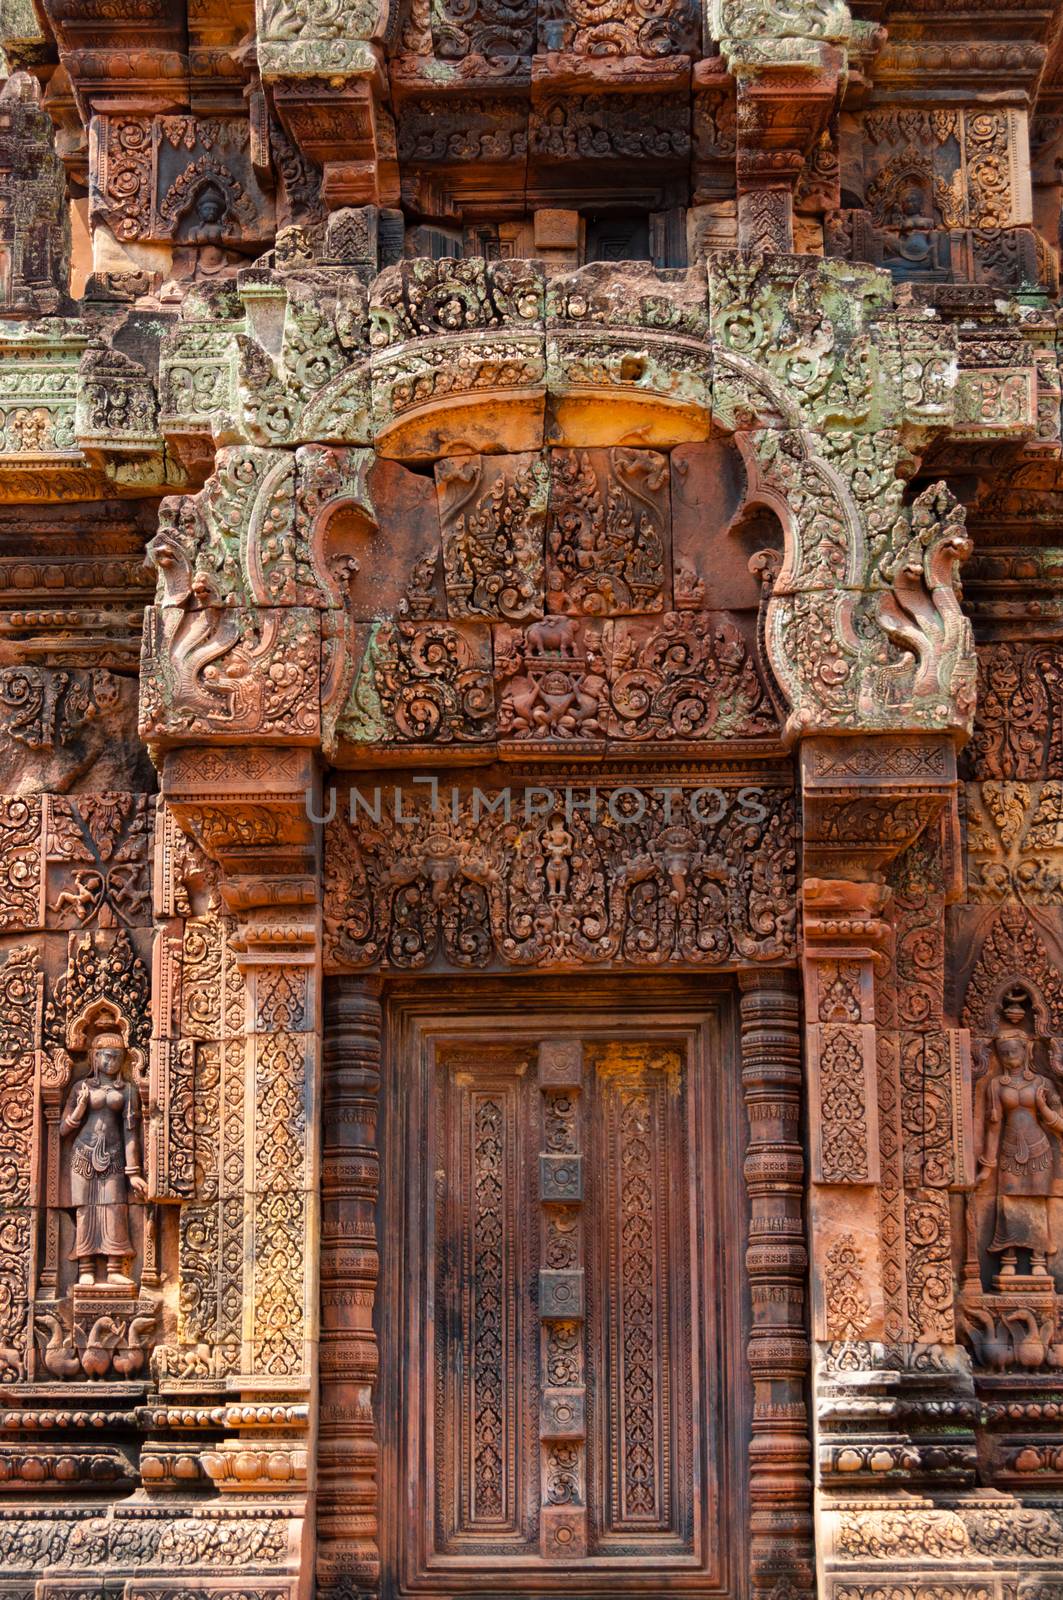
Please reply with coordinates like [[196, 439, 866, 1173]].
[[384, 987, 743, 1600]]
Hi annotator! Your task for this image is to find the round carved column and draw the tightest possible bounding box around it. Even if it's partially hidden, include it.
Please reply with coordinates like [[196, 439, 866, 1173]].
[[317, 978, 383, 1600], [738, 968, 814, 1600]]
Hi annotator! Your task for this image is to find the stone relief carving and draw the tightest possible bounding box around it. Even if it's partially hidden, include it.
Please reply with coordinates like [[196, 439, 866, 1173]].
[[966, 642, 1063, 781], [0, 73, 69, 317], [545, 447, 669, 617], [60, 1031, 147, 1289], [828, 107, 1037, 288], [324, 777, 797, 971], [957, 909, 1063, 1378], [977, 1019, 1063, 1284], [0, 2, 1059, 1593], [93, 115, 274, 261], [437, 452, 548, 622]]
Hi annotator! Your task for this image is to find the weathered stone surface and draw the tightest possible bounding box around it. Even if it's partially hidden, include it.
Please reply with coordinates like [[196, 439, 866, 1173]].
[[0, 3, 1059, 1598]]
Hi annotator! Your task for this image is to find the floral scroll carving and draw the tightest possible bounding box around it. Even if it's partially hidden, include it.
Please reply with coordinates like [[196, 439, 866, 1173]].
[[0, 944, 39, 1382], [0, 0, 1056, 1582]]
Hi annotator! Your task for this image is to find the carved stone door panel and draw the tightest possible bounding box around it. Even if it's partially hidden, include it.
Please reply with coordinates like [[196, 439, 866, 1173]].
[[382, 983, 746, 1599]]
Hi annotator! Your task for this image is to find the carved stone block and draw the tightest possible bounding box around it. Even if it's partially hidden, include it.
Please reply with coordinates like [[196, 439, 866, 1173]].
[[45, 795, 152, 932], [139, 606, 322, 746], [334, 457, 445, 622], [545, 264, 711, 446], [966, 641, 1063, 781], [540, 1152, 583, 1201], [339, 619, 495, 747], [0, 74, 69, 317], [605, 612, 778, 743], [966, 779, 1063, 903], [0, 795, 41, 932], [670, 440, 755, 610], [93, 115, 275, 251], [539, 1267, 584, 1317], [370, 258, 545, 459], [528, 93, 690, 171], [540, 1505, 588, 1559], [495, 616, 607, 744], [807, 1022, 881, 1185], [539, 1387, 586, 1439], [545, 447, 669, 616], [437, 452, 548, 622], [538, 1038, 582, 1085], [0, 666, 148, 795], [0, 14, 1056, 1596]]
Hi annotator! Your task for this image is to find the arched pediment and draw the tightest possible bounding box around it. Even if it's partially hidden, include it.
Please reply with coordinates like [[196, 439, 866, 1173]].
[[140, 252, 1008, 751]]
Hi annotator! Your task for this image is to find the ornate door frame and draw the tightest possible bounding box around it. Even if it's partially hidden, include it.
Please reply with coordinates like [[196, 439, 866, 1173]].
[[322, 968, 812, 1600], [125, 248, 999, 1600]]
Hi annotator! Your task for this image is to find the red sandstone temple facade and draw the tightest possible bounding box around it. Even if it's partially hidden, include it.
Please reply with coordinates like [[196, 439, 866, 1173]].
[[0, 0, 1058, 1596]]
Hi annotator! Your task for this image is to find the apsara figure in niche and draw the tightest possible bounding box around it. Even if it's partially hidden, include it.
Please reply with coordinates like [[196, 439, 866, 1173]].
[[59, 1029, 146, 1287], [978, 998, 1063, 1279]]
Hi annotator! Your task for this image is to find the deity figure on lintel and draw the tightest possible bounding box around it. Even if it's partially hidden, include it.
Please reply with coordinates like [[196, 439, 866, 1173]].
[[59, 1030, 146, 1287], [977, 995, 1063, 1281], [544, 814, 574, 900]]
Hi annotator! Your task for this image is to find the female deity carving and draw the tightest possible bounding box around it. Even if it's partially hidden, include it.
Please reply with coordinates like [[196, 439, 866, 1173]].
[[159, 182, 242, 297], [184, 182, 227, 248], [59, 1031, 146, 1287], [884, 186, 937, 265], [977, 1025, 1063, 1278]]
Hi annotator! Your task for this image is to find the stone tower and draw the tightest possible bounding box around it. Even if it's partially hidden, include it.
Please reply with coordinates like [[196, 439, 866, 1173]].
[[0, 1, 1058, 1597]]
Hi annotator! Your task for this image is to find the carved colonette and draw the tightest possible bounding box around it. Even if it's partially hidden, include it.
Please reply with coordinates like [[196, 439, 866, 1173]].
[[739, 969, 814, 1598], [318, 981, 382, 1600]]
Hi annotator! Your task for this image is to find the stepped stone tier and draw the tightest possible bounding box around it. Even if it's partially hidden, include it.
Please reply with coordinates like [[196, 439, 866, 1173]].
[[0, 0, 1061, 1597]]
